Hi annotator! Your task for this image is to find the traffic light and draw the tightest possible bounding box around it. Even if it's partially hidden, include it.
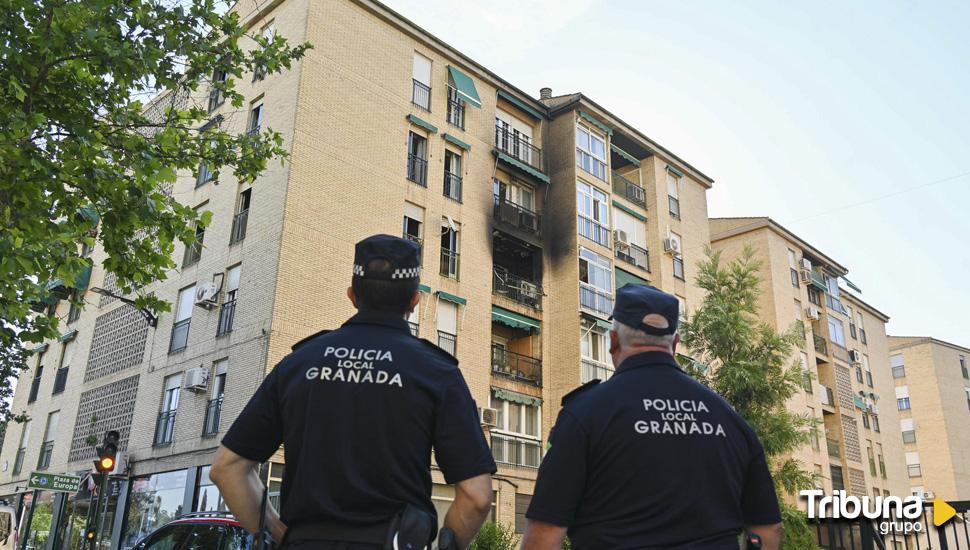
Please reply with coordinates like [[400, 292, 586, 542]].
[[94, 430, 119, 473], [84, 530, 96, 541]]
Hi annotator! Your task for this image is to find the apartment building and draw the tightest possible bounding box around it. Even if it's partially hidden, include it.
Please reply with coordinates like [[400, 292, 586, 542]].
[[0, 0, 714, 546], [709, 218, 911, 509]]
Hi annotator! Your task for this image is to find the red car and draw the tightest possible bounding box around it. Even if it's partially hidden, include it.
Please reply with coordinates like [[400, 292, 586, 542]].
[[130, 512, 266, 550]]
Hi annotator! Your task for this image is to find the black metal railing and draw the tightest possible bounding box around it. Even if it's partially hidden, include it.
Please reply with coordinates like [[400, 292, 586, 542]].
[[814, 333, 828, 357], [37, 441, 53, 470], [408, 322, 419, 337], [412, 79, 431, 110], [13, 448, 25, 475], [247, 124, 260, 136], [668, 195, 681, 218], [154, 410, 177, 447], [494, 127, 542, 171], [491, 432, 541, 468], [580, 284, 613, 317], [203, 396, 223, 437], [217, 299, 236, 337], [578, 215, 610, 247], [443, 172, 462, 202], [440, 249, 459, 278], [612, 171, 646, 206], [437, 331, 456, 356], [581, 358, 614, 383], [28, 377, 40, 403], [407, 154, 428, 186], [183, 240, 203, 266], [493, 195, 540, 235], [169, 318, 190, 354], [52, 367, 68, 395], [615, 242, 650, 271], [403, 233, 423, 248], [491, 345, 541, 386], [230, 209, 249, 244], [492, 267, 542, 309], [447, 89, 464, 129]]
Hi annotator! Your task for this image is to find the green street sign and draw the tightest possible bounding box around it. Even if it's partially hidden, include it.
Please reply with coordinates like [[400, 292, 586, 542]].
[[27, 472, 82, 493]]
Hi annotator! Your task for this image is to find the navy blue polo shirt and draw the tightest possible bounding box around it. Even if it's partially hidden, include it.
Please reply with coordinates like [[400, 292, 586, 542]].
[[222, 311, 496, 528], [527, 351, 780, 549]]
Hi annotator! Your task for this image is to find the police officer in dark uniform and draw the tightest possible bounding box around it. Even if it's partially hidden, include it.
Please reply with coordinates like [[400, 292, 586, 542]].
[[522, 284, 783, 550], [211, 235, 496, 549]]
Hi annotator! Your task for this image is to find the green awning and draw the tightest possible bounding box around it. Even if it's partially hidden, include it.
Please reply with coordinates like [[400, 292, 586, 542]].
[[491, 306, 540, 332], [45, 278, 65, 291], [77, 204, 100, 226], [666, 165, 684, 178], [853, 395, 866, 409], [583, 315, 612, 331], [616, 268, 649, 289], [495, 152, 550, 184], [443, 133, 471, 151], [447, 66, 482, 108], [497, 90, 544, 120], [58, 329, 78, 342], [436, 291, 467, 306], [841, 276, 862, 293], [579, 110, 612, 135], [419, 284, 431, 293], [612, 200, 646, 222], [73, 265, 92, 292], [610, 144, 640, 167], [407, 114, 437, 134], [33, 344, 49, 354], [492, 387, 542, 407]]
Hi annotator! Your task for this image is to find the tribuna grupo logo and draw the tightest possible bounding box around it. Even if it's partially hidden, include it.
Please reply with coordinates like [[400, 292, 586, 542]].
[[801, 490, 926, 535]]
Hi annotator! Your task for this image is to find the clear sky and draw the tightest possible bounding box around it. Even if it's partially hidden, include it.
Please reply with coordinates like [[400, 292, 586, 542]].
[[385, 0, 970, 345]]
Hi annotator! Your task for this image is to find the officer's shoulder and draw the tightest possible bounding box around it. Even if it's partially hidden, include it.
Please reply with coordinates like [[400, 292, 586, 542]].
[[290, 329, 333, 351], [561, 379, 601, 406], [416, 338, 459, 366]]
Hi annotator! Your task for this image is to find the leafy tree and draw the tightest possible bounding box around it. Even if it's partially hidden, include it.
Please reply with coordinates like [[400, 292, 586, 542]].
[[468, 522, 518, 550], [0, 0, 311, 421], [679, 247, 820, 549]]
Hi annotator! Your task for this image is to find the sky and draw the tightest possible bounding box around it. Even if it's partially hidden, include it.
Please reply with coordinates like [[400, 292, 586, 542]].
[[386, 0, 970, 345]]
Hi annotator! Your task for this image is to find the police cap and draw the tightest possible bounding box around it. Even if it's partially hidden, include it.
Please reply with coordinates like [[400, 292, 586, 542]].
[[610, 284, 679, 336], [353, 234, 422, 280]]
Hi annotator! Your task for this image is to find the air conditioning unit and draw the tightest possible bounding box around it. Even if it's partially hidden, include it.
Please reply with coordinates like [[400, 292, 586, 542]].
[[184, 367, 209, 392], [801, 258, 812, 271], [805, 306, 821, 320], [520, 211, 538, 232], [922, 491, 935, 500], [479, 407, 499, 428], [194, 282, 220, 309], [799, 268, 812, 284], [849, 350, 862, 364], [663, 237, 681, 254], [613, 229, 630, 248]]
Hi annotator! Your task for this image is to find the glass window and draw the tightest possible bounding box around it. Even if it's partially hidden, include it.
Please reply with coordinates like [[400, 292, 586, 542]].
[[175, 286, 195, 323], [667, 171, 681, 218], [579, 249, 612, 293], [576, 125, 607, 180], [581, 328, 608, 363], [961, 355, 968, 379], [122, 469, 189, 548], [439, 218, 460, 279], [162, 374, 181, 412], [195, 466, 228, 512], [827, 315, 845, 347], [248, 102, 263, 134]]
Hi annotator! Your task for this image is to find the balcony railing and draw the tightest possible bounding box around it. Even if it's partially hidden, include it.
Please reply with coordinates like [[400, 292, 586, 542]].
[[826, 438, 841, 459], [37, 441, 53, 470], [493, 195, 540, 235], [612, 171, 646, 207], [169, 318, 190, 354], [403, 233, 423, 248], [407, 154, 428, 187], [13, 448, 25, 475], [578, 216, 610, 247], [412, 79, 431, 110], [52, 367, 68, 395], [440, 249, 460, 279], [443, 172, 462, 202], [495, 127, 542, 171], [446, 89, 464, 129], [810, 270, 827, 290], [580, 284, 613, 317], [154, 410, 177, 447], [491, 432, 541, 468], [203, 396, 223, 437], [217, 299, 236, 337], [408, 322, 419, 337], [491, 345, 541, 386], [813, 333, 828, 357], [437, 331, 456, 356], [615, 242, 650, 272], [492, 267, 542, 310], [230, 209, 249, 244], [581, 358, 614, 383]]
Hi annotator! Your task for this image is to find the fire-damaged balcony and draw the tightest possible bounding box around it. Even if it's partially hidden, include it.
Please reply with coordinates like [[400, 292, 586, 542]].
[[493, 194, 540, 237], [492, 233, 543, 310], [491, 307, 541, 386]]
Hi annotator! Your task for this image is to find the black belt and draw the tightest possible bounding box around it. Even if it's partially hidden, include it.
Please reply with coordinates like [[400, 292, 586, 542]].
[[285, 521, 390, 545]]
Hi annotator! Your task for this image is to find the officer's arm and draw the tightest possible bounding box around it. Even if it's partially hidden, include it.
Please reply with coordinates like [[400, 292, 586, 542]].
[[211, 445, 286, 541], [520, 520, 567, 550], [746, 523, 782, 550], [442, 473, 492, 548]]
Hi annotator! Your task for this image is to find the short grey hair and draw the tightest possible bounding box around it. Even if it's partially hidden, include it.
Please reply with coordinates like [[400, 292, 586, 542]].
[[612, 320, 676, 350]]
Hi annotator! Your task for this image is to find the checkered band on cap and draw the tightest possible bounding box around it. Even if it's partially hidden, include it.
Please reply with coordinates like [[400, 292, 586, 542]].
[[390, 267, 421, 280], [353, 264, 365, 276]]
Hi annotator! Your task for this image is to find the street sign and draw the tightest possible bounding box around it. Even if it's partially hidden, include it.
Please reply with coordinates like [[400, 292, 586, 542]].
[[27, 472, 82, 493]]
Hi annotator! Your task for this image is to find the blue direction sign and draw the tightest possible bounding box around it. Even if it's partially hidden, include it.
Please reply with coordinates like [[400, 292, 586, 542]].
[[27, 472, 82, 493]]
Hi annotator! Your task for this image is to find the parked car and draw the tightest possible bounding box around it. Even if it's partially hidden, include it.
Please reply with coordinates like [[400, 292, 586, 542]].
[[130, 512, 265, 550]]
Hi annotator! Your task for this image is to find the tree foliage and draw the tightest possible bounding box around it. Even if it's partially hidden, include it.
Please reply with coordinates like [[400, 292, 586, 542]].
[[680, 247, 820, 549], [0, 0, 310, 421]]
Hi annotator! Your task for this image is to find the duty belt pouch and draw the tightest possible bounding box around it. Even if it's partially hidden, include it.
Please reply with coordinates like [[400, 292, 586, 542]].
[[383, 505, 436, 550]]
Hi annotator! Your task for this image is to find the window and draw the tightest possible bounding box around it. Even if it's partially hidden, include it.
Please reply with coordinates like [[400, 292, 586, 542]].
[[37, 411, 58, 470], [961, 355, 968, 379], [667, 170, 681, 218], [446, 86, 464, 129], [403, 202, 424, 247], [891, 354, 905, 378], [808, 407, 819, 450], [613, 209, 648, 271], [217, 265, 240, 337], [830, 465, 845, 491], [671, 231, 685, 280], [28, 350, 44, 404], [13, 420, 31, 475], [800, 352, 813, 393], [207, 69, 227, 112], [906, 452, 921, 478], [183, 210, 205, 267], [412, 53, 432, 110], [576, 181, 609, 246], [493, 179, 535, 211], [436, 301, 457, 356], [169, 285, 195, 354], [52, 339, 74, 395], [862, 413, 870, 429], [579, 249, 613, 317], [580, 324, 613, 382], [407, 299, 421, 337], [814, 464, 824, 490], [489, 394, 541, 468], [575, 125, 606, 180], [440, 218, 460, 279], [495, 112, 537, 167], [155, 374, 181, 446], [856, 366, 864, 383], [827, 315, 846, 347], [247, 102, 264, 135], [406, 131, 428, 186], [965, 388, 970, 411], [788, 249, 799, 287], [902, 430, 916, 444], [253, 22, 275, 81], [204, 360, 227, 437], [230, 187, 251, 244], [808, 286, 822, 307], [897, 397, 911, 410], [872, 414, 880, 433], [443, 150, 462, 202], [794, 299, 803, 326], [867, 445, 876, 476]]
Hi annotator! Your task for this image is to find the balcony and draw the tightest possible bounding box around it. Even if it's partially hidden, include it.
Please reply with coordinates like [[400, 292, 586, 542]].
[[230, 209, 248, 244], [37, 441, 53, 470], [407, 154, 428, 187], [493, 268, 542, 310], [202, 396, 223, 437], [581, 358, 614, 383], [491, 432, 541, 468], [52, 367, 68, 395], [826, 438, 841, 460], [412, 79, 431, 111], [810, 270, 827, 290], [813, 333, 828, 357], [440, 249, 460, 279], [446, 88, 464, 129], [408, 322, 419, 337], [216, 299, 236, 337], [443, 172, 462, 202], [578, 216, 610, 247], [154, 410, 177, 447], [13, 448, 25, 475], [612, 171, 645, 207], [437, 331, 456, 356], [493, 195, 540, 236], [615, 242, 650, 272], [580, 284, 613, 318], [495, 127, 542, 171], [820, 384, 835, 407], [169, 319, 190, 354], [491, 345, 541, 386]]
